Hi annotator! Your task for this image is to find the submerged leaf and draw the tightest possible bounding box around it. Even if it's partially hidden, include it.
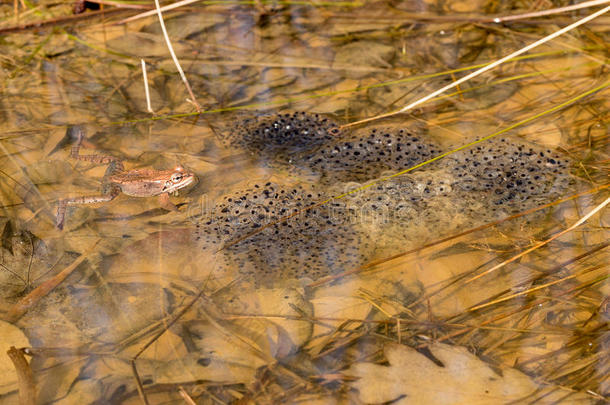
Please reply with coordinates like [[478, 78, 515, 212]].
[[347, 342, 594, 404]]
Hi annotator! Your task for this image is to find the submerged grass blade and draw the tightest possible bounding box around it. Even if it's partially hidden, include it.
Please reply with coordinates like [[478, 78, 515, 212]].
[[463, 196, 610, 286], [343, 5, 610, 128], [467, 265, 605, 312]]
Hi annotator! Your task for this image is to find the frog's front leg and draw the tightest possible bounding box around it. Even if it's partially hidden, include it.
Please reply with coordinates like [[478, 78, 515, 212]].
[[56, 186, 120, 230], [158, 193, 179, 212]]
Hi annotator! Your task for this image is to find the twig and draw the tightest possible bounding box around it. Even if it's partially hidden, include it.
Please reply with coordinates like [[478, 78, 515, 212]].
[[141, 59, 154, 114], [6, 347, 36, 405], [4, 240, 99, 322], [131, 360, 150, 405], [463, 197, 610, 285], [179, 386, 197, 405], [343, 4, 610, 128], [153, 0, 201, 111], [132, 288, 209, 360]]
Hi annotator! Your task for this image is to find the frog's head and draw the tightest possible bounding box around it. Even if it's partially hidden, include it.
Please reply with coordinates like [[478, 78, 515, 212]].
[[163, 166, 197, 195]]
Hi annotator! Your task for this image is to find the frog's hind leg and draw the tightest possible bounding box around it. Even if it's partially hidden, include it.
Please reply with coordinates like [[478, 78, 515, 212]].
[[56, 179, 121, 230], [56, 192, 119, 230], [68, 126, 118, 165]]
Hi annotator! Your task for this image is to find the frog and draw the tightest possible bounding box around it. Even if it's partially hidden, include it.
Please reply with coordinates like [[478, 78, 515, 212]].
[[56, 126, 197, 230]]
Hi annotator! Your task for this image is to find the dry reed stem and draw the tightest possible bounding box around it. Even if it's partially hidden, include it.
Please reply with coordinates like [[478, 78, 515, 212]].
[[131, 360, 150, 405], [490, 0, 610, 23], [463, 196, 609, 286], [178, 386, 197, 405], [432, 269, 608, 349], [422, 242, 609, 318], [140, 59, 154, 114], [423, 302, 543, 347], [119, 0, 201, 24], [153, 0, 201, 111], [343, 4, 610, 128], [468, 265, 604, 312]]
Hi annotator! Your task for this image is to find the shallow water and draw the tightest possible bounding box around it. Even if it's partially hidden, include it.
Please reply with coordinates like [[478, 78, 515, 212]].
[[0, 1, 608, 403]]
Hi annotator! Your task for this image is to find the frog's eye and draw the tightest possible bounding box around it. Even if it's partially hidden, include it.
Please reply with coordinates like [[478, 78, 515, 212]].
[[171, 173, 184, 183]]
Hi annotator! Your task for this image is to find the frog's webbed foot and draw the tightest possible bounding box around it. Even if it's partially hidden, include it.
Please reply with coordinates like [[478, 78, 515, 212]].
[[56, 200, 68, 230], [56, 192, 119, 230], [158, 193, 179, 211]]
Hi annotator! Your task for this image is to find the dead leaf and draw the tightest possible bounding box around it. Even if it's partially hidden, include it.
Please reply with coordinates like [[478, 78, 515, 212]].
[[347, 342, 594, 404]]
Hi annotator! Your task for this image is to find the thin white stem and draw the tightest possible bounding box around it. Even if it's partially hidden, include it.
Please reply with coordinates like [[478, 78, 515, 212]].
[[141, 59, 154, 114], [492, 0, 610, 23], [344, 4, 610, 128], [119, 0, 200, 24], [153, 0, 201, 111]]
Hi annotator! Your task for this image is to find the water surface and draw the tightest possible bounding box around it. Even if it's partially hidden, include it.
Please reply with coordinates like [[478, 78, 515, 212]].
[[0, 1, 608, 403]]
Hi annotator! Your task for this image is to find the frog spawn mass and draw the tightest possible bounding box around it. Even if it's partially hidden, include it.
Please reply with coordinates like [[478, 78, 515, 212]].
[[216, 112, 340, 161], [218, 112, 440, 182], [446, 137, 571, 208], [196, 183, 371, 285], [199, 112, 573, 284], [300, 123, 441, 183]]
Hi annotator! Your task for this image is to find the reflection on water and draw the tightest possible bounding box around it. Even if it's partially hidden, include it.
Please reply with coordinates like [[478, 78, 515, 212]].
[[0, 0, 608, 403]]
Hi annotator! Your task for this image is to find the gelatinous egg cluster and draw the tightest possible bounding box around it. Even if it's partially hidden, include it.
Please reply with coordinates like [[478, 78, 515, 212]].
[[299, 123, 441, 183], [334, 172, 479, 246], [196, 182, 371, 285], [446, 137, 571, 209], [219, 112, 340, 160], [199, 112, 573, 284]]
